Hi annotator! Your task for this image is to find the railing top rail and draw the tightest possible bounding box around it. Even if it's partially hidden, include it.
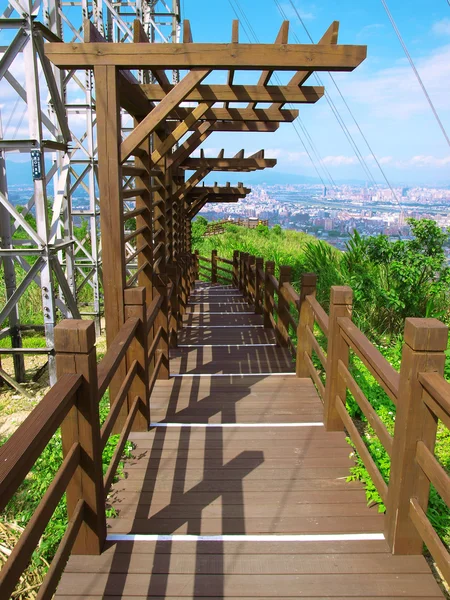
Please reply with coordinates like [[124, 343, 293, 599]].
[[97, 316, 140, 398], [0, 373, 82, 512], [338, 316, 399, 404], [281, 281, 300, 310], [267, 272, 279, 292], [419, 371, 450, 423]]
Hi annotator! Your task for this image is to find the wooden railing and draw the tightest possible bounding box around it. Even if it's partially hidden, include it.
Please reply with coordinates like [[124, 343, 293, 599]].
[[203, 218, 269, 237], [196, 249, 450, 580], [0, 256, 199, 598]]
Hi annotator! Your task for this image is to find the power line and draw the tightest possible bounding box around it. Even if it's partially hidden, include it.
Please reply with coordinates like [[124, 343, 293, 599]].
[[277, 0, 378, 187], [281, 0, 404, 208], [380, 0, 450, 148], [229, 0, 334, 189]]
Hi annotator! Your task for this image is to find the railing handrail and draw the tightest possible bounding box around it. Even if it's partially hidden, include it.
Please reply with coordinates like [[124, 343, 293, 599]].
[[0, 373, 82, 512], [230, 247, 450, 581], [97, 316, 140, 398], [338, 316, 399, 404]]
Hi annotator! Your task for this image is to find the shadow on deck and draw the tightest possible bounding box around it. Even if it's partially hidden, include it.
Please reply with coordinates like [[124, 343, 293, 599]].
[[54, 282, 444, 599]]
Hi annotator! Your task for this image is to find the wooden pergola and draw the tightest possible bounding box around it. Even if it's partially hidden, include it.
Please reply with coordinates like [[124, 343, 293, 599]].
[[45, 18, 366, 394]]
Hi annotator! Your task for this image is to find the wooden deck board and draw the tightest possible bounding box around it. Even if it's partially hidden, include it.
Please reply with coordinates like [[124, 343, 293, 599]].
[[54, 282, 445, 599]]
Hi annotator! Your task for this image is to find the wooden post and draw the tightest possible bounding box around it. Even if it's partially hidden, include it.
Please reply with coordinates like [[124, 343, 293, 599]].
[[385, 318, 448, 554], [264, 260, 275, 329], [211, 249, 218, 284], [323, 286, 353, 431], [167, 264, 179, 347], [94, 65, 127, 407], [124, 287, 149, 430], [54, 320, 106, 555], [239, 251, 245, 292], [248, 255, 256, 305], [232, 250, 239, 289], [194, 249, 199, 283], [241, 252, 249, 300], [296, 273, 317, 377], [254, 257, 264, 314], [276, 265, 291, 347]]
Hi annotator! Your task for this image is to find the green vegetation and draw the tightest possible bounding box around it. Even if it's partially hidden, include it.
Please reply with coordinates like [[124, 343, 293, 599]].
[[193, 217, 450, 545]]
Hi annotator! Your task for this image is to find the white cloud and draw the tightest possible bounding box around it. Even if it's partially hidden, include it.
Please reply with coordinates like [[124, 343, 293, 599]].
[[407, 155, 450, 168], [279, 2, 315, 22], [339, 44, 450, 120], [432, 19, 450, 36], [322, 155, 358, 166]]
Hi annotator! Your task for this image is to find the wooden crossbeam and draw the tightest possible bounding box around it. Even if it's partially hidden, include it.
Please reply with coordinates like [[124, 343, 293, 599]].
[[150, 102, 212, 165], [84, 20, 153, 119], [272, 22, 340, 111], [169, 107, 299, 122], [167, 121, 214, 169], [187, 185, 250, 197], [172, 167, 211, 202], [45, 40, 367, 71], [138, 83, 324, 103], [133, 19, 172, 93], [226, 20, 239, 104], [248, 21, 289, 110], [211, 122, 279, 132], [180, 157, 277, 171], [120, 69, 211, 163]]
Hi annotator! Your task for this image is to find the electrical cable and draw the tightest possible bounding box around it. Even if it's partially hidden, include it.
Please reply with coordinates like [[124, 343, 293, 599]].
[[231, 0, 338, 188], [380, 0, 450, 148], [228, 0, 332, 188], [275, 0, 378, 188], [280, 0, 404, 208]]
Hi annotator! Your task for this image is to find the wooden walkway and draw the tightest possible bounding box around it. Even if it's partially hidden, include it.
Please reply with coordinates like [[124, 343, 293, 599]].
[[55, 283, 444, 599]]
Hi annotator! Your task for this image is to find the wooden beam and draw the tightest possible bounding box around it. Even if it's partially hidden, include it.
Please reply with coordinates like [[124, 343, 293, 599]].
[[211, 122, 279, 132], [133, 20, 172, 93], [187, 185, 250, 197], [272, 22, 340, 110], [45, 41, 367, 71], [180, 157, 277, 171], [249, 21, 289, 110], [167, 121, 214, 170], [84, 20, 152, 118], [139, 83, 324, 103], [170, 106, 299, 122], [120, 68, 211, 163], [150, 102, 212, 165]]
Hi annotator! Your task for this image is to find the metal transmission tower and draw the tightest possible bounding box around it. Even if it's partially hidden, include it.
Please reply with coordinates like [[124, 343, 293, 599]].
[[0, 0, 181, 388]]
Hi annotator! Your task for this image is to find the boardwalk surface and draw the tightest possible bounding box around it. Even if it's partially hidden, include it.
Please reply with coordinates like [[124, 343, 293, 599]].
[[55, 283, 444, 599]]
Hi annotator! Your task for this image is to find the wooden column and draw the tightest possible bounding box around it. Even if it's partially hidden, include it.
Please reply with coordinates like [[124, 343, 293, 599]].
[[232, 250, 239, 289], [211, 249, 218, 284], [241, 252, 249, 299], [296, 273, 317, 377], [385, 318, 448, 554], [152, 128, 169, 380], [254, 257, 264, 314], [54, 320, 106, 555], [135, 135, 153, 302], [124, 287, 149, 430], [167, 263, 179, 347], [276, 265, 291, 347], [95, 65, 127, 403], [239, 251, 244, 292], [323, 286, 353, 431], [194, 250, 200, 284], [248, 255, 256, 304], [264, 260, 275, 329]]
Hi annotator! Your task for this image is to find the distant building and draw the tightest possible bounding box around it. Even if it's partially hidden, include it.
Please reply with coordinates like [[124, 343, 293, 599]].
[[324, 218, 334, 231]]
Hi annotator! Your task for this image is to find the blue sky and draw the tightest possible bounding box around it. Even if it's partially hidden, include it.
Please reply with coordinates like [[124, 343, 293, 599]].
[[181, 0, 450, 186], [1, 0, 449, 186]]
